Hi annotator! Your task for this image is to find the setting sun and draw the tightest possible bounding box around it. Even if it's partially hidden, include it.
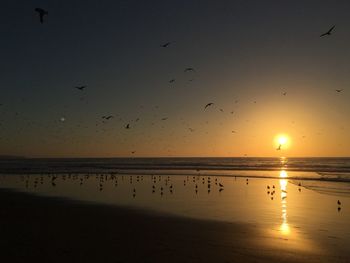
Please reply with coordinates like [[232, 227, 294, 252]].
[[274, 134, 291, 150]]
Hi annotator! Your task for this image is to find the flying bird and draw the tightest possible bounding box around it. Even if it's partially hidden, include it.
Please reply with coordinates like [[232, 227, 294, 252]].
[[169, 79, 175, 83], [75, 86, 86, 91], [276, 144, 282, 151], [102, 115, 113, 120], [282, 92, 287, 96], [184, 67, 195, 72], [320, 25, 335, 37], [335, 89, 343, 93], [161, 117, 168, 121], [125, 124, 130, 129], [161, 42, 171, 48], [204, 103, 214, 109], [35, 8, 48, 24]]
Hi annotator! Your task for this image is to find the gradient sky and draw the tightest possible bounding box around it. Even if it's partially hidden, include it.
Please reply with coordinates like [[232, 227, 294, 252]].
[[0, 0, 350, 157]]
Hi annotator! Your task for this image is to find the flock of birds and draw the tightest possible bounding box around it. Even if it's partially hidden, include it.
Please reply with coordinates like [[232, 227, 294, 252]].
[[0, 9, 347, 158], [0, 172, 343, 212]]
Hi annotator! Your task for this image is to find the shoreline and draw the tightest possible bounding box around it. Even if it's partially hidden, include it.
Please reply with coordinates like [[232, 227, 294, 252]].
[[1, 188, 349, 263]]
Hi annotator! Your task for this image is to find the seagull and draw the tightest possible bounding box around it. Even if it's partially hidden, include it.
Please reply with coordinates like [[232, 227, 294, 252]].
[[276, 144, 282, 151], [125, 124, 130, 129], [102, 115, 113, 120], [161, 42, 171, 48], [320, 25, 335, 37], [184, 67, 195, 72], [75, 86, 86, 91], [335, 89, 343, 93], [35, 8, 48, 24], [204, 103, 214, 109]]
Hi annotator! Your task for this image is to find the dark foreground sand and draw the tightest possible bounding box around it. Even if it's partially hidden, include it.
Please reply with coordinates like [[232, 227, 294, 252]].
[[0, 189, 347, 263]]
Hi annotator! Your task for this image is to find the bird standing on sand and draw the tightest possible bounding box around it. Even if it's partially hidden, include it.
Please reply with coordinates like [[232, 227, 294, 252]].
[[35, 8, 48, 24], [320, 25, 335, 37]]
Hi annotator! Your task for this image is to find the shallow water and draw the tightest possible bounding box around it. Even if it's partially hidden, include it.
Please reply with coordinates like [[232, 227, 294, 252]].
[[1, 169, 349, 255]]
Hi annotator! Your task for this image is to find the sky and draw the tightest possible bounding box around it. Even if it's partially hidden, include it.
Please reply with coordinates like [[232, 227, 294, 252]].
[[0, 0, 350, 158]]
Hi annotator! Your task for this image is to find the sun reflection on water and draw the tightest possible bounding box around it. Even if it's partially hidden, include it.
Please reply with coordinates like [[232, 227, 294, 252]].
[[279, 170, 290, 235]]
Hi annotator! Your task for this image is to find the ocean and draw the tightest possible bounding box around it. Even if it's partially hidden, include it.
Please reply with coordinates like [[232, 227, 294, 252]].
[[1, 157, 350, 196]]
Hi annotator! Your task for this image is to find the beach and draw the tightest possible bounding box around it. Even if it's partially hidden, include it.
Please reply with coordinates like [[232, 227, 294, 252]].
[[0, 189, 347, 263], [1, 169, 350, 263]]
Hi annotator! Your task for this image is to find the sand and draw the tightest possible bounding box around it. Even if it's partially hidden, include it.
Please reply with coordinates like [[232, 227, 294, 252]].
[[0, 188, 348, 263]]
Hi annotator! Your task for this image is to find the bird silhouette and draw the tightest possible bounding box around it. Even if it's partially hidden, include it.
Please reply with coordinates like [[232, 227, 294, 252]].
[[169, 79, 175, 83], [282, 92, 287, 96], [276, 144, 282, 151], [161, 42, 171, 48], [219, 183, 224, 188], [184, 67, 195, 72], [204, 103, 214, 109], [102, 115, 113, 120], [335, 89, 343, 93], [320, 25, 335, 37], [75, 86, 86, 91], [35, 8, 48, 24], [125, 124, 130, 129], [337, 200, 341, 205]]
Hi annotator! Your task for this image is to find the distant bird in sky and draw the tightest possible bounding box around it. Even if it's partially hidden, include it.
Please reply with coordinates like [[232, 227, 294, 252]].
[[335, 89, 343, 93], [219, 109, 224, 112], [161, 117, 168, 121], [125, 124, 130, 129], [282, 92, 287, 96], [35, 8, 48, 24], [161, 42, 171, 48], [338, 200, 341, 205], [204, 103, 214, 109], [169, 79, 175, 83], [276, 144, 282, 151], [102, 115, 113, 120], [131, 151, 136, 154], [320, 25, 335, 37], [75, 86, 86, 91], [184, 67, 195, 72], [231, 130, 236, 133]]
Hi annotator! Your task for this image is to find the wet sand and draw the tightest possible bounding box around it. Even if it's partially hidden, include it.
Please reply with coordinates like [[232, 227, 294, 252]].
[[1, 189, 348, 263]]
